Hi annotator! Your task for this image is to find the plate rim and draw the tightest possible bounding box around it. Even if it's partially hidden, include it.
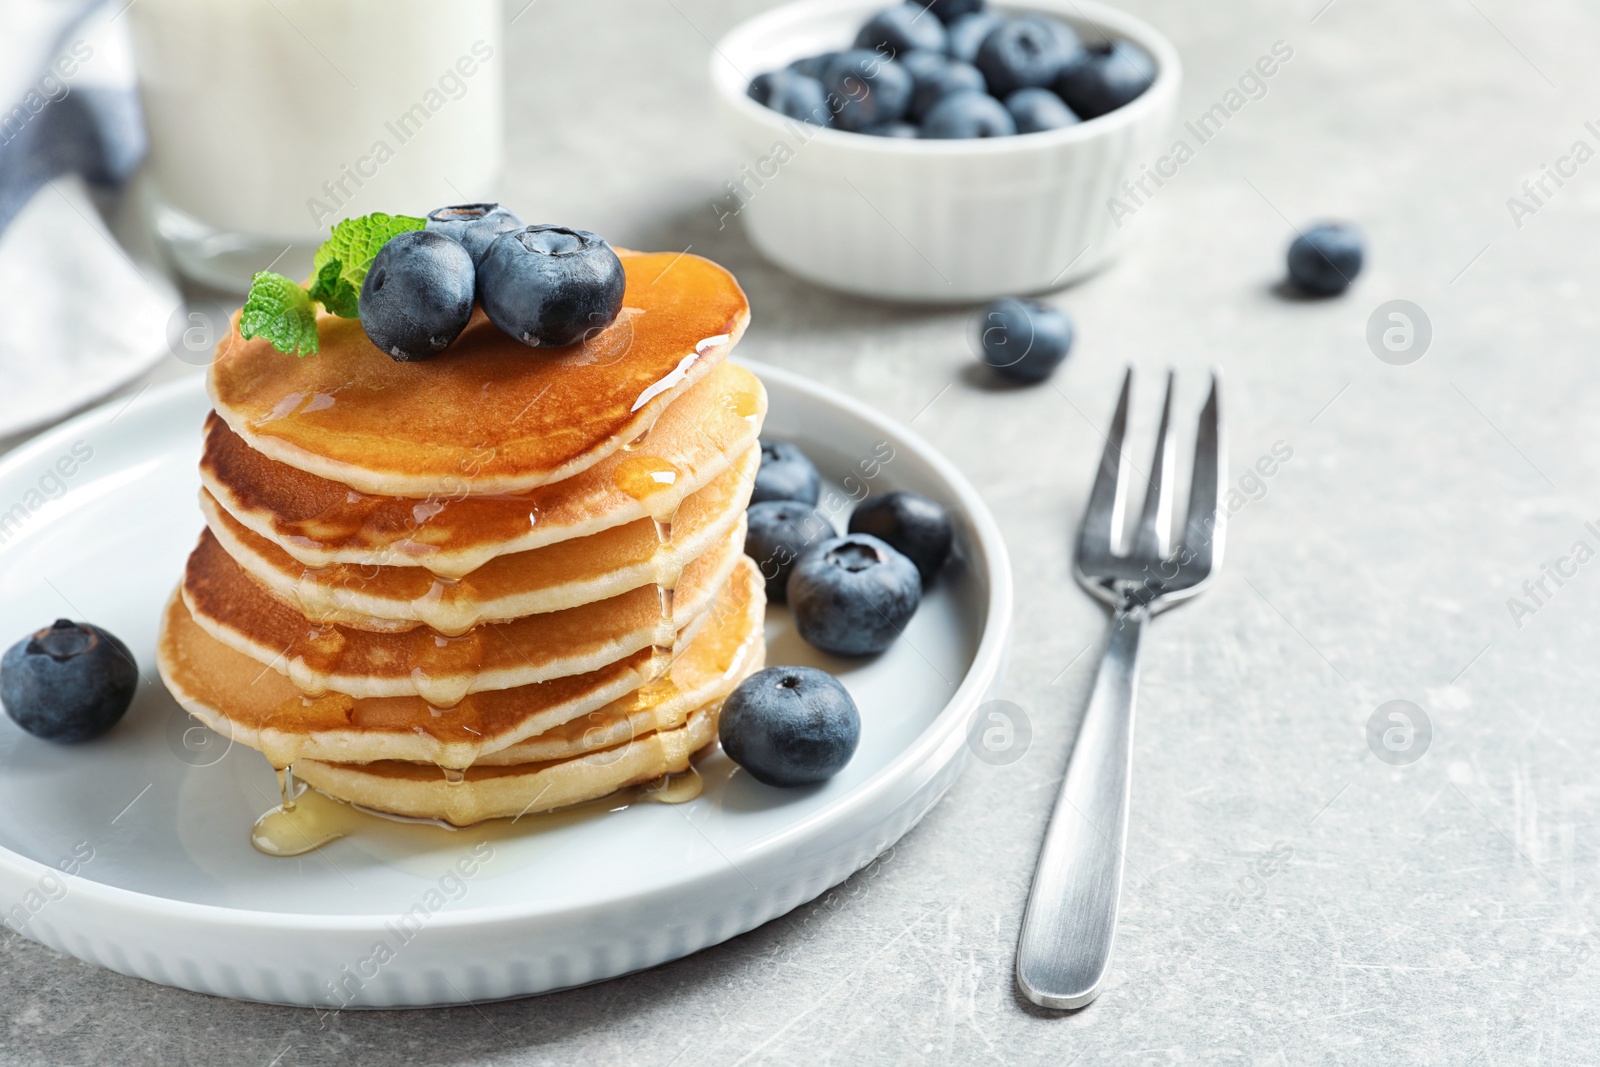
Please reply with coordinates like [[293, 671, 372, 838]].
[[0, 362, 1013, 936]]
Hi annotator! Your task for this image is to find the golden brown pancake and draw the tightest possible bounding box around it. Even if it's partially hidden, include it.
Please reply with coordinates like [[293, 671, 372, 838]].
[[156, 556, 764, 770], [180, 518, 746, 704], [200, 361, 765, 578], [208, 251, 750, 497], [294, 706, 719, 826], [202, 444, 756, 635]]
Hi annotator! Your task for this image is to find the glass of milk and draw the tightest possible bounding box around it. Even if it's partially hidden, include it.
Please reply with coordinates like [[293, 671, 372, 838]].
[[128, 0, 504, 291]]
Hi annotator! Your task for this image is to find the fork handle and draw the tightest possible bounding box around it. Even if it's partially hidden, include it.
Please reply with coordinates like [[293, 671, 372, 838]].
[[1016, 605, 1146, 1009]]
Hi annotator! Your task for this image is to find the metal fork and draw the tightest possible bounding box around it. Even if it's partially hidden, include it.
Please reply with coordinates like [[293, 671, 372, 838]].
[[1015, 367, 1226, 1010]]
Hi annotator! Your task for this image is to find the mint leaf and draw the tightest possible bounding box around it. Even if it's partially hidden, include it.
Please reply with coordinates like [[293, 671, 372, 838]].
[[240, 271, 320, 356], [308, 212, 425, 319]]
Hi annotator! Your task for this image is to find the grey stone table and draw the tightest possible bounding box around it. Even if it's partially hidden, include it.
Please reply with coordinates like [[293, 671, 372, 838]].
[[5, 0, 1600, 1062]]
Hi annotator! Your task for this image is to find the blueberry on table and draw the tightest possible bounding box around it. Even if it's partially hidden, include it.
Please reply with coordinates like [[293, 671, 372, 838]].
[[854, 3, 948, 57], [745, 500, 836, 603], [1055, 39, 1156, 119], [749, 70, 831, 125], [425, 203, 523, 265], [848, 491, 953, 585], [926, 0, 987, 25], [974, 17, 1077, 97], [788, 534, 922, 656], [821, 50, 914, 132], [1005, 87, 1080, 133], [752, 439, 821, 505], [2, 620, 137, 743], [978, 297, 1073, 383], [946, 10, 1003, 64], [720, 666, 860, 787], [478, 225, 627, 348], [1287, 222, 1364, 296], [909, 60, 986, 123], [921, 90, 1016, 139], [359, 229, 476, 362]]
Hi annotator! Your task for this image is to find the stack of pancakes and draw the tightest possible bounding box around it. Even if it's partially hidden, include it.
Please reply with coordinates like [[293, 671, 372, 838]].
[[156, 251, 768, 827]]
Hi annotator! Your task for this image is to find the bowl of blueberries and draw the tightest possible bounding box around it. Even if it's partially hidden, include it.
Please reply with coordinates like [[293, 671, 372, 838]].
[[712, 0, 1179, 303]]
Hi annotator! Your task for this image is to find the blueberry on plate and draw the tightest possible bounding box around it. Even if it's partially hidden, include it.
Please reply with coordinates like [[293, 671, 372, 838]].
[[854, 3, 947, 57], [978, 297, 1073, 383], [787, 51, 840, 80], [2, 620, 137, 743], [847, 491, 953, 585], [946, 10, 1004, 63], [425, 203, 523, 265], [478, 225, 627, 348], [926, 0, 986, 24], [821, 50, 914, 132], [752, 439, 821, 505], [974, 16, 1075, 97], [359, 230, 476, 362], [749, 69, 831, 125], [1005, 87, 1080, 133], [720, 666, 860, 787], [745, 500, 836, 603], [921, 90, 1016, 139], [788, 534, 922, 656], [909, 59, 986, 122], [1287, 222, 1364, 296], [1055, 39, 1156, 119]]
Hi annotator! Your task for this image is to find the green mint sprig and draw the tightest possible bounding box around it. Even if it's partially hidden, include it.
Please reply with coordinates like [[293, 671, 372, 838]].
[[239, 271, 320, 356], [238, 212, 426, 357], [307, 212, 425, 318]]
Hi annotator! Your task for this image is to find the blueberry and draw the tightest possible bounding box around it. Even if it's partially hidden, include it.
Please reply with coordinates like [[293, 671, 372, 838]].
[[745, 501, 835, 603], [2, 620, 137, 743], [926, 0, 986, 24], [897, 48, 950, 87], [847, 492, 953, 585], [1287, 222, 1364, 296], [821, 50, 914, 132], [978, 297, 1073, 383], [788, 534, 921, 656], [359, 230, 476, 362], [424, 203, 523, 265], [1005, 87, 1080, 133], [478, 225, 626, 348], [854, 3, 947, 58], [788, 51, 840, 80], [750, 69, 831, 125], [862, 122, 920, 138], [974, 16, 1076, 97], [752, 439, 821, 505], [719, 666, 860, 787], [909, 60, 986, 122], [921, 90, 1016, 138], [1055, 39, 1155, 119], [946, 10, 1003, 63]]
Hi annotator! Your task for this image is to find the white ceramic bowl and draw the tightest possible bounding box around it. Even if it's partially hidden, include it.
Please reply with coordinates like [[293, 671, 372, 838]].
[[712, 0, 1181, 303]]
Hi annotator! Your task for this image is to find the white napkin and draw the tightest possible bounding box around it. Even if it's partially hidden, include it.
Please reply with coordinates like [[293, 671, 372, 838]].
[[0, 2, 177, 439]]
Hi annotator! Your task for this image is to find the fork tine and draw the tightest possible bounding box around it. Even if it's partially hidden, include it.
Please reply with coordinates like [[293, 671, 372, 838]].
[[1131, 371, 1176, 560], [1177, 371, 1225, 575], [1076, 367, 1133, 561]]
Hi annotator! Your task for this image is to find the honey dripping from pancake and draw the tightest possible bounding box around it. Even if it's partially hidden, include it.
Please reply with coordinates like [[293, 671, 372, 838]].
[[612, 453, 685, 673]]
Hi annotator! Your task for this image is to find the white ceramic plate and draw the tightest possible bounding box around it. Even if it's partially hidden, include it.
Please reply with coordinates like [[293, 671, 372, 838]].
[[0, 362, 1011, 1008]]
